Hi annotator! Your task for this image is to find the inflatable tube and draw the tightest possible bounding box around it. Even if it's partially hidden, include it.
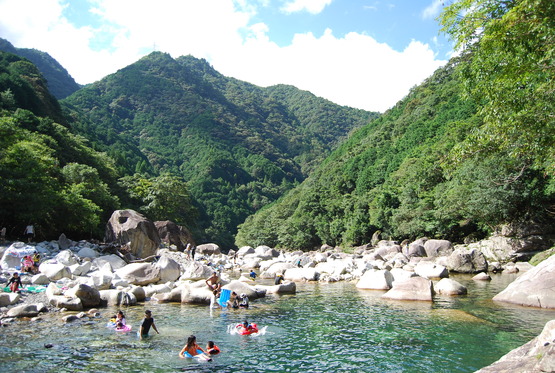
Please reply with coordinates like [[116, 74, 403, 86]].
[[183, 349, 212, 361], [236, 323, 259, 335], [116, 325, 132, 332]]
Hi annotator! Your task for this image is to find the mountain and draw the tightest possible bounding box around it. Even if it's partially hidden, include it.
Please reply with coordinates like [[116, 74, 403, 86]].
[[236, 58, 555, 250], [62, 52, 379, 247], [0, 38, 81, 99], [0, 51, 120, 240]]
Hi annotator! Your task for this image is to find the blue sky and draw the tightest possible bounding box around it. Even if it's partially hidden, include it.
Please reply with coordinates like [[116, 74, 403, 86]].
[[0, 0, 451, 112]]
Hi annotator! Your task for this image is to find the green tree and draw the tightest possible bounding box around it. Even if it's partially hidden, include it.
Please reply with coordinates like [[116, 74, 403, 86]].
[[440, 0, 555, 169]]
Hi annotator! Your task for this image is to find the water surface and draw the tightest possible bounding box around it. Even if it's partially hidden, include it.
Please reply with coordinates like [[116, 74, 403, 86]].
[[1, 273, 554, 373]]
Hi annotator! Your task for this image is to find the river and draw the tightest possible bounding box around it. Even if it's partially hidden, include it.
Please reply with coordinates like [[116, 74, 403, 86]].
[[1, 273, 554, 373]]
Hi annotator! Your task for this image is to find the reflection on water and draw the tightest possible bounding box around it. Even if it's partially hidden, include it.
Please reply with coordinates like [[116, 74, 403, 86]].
[[1, 273, 554, 373]]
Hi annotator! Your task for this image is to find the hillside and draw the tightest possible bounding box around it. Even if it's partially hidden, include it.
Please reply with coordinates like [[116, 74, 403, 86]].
[[0, 38, 81, 99], [0, 52, 120, 240], [236, 57, 555, 250], [62, 52, 378, 247]]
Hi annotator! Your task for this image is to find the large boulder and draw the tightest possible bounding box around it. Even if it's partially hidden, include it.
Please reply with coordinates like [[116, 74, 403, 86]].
[[179, 261, 213, 281], [128, 286, 146, 302], [356, 269, 394, 290], [70, 261, 92, 277], [156, 256, 181, 282], [115, 263, 161, 286], [39, 262, 72, 281], [284, 268, 319, 282], [55, 250, 79, 266], [236, 246, 255, 257], [492, 254, 555, 308], [49, 295, 83, 311], [405, 243, 426, 258], [414, 261, 449, 279], [260, 262, 294, 279], [0, 292, 20, 306], [31, 273, 50, 285], [104, 209, 161, 259], [180, 282, 214, 304], [65, 284, 101, 308], [423, 239, 454, 257], [7, 303, 47, 317], [76, 247, 99, 259], [476, 319, 555, 373], [87, 271, 113, 290], [196, 243, 221, 256], [382, 276, 434, 301], [99, 289, 137, 306], [435, 278, 467, 295], [257, 282, 296, 294], [92, 255, 127, 272], [154, 220, 193, 251], [0, 243, 36, 269], [446, 248, 488, 273]]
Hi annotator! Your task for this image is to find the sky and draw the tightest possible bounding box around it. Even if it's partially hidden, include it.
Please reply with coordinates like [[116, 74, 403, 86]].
[[0, 0, 452, 113]]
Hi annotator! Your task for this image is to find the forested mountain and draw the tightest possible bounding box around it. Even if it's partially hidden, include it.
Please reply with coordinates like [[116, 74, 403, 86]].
[[0, 38, 81, 99], [61, 52, 378, 247], [0, 52, 120, 239], [236, 0, 555, 250]]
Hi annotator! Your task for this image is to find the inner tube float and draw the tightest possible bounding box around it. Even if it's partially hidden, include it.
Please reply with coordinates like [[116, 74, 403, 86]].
[[115, 325, 132, 332], [236, 323, 258, 335], [183, 349, 212, 361]]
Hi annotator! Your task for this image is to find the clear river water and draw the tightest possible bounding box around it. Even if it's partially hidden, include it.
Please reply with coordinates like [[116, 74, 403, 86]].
[[1, 273, 555, 373]]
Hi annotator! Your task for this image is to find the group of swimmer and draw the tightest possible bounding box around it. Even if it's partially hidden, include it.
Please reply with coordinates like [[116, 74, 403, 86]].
[[108, 309, 160, 338], [103, 270, 275, 362], [179, 335, 220, 360]]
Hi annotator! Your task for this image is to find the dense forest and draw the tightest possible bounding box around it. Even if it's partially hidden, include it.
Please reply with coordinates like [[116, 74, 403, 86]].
[[61, 52, 376, 247], [0, 49, 376, 247], [2, 0, 552, 251], [0, 53, 120, 239], [236, 0, 555, 250]]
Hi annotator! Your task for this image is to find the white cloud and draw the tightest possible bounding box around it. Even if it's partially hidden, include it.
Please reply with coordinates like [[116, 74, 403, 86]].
[[281, 0, 333, 15], [0, 0, 447, 112], [422, 0, 443, 20]]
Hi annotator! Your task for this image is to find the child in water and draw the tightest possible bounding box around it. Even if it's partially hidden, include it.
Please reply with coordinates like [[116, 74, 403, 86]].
[[179, 335, 211, 360], [116, 310, 126, 326], [206, 341, 220, 355]]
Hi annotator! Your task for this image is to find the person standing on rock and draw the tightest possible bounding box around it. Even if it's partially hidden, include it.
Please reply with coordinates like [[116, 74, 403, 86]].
[[191, 245, 196, 261], [185, 243, 192, 260], [24, 224, 34, 243]]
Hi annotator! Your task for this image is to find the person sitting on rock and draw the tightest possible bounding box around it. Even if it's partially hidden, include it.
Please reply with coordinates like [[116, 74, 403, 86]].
[[249, 270, 257, 281], [6, 272, 23, 293], [206, 272, 221, 292], [22, 255, 35, 273], [227, 291, 239, 309], [239, 293, 249, 309], [274, 273, 284, 285]]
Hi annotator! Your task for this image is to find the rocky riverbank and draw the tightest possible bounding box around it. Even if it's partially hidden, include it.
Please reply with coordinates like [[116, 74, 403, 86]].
[[0, 232, 554, 371]]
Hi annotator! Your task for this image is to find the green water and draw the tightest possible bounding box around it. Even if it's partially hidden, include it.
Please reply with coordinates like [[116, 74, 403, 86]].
[[1, 274, 554, 373]]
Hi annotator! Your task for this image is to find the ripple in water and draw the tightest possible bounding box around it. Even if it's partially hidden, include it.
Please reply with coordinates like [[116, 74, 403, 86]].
[[1, 275, 554, 372]]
